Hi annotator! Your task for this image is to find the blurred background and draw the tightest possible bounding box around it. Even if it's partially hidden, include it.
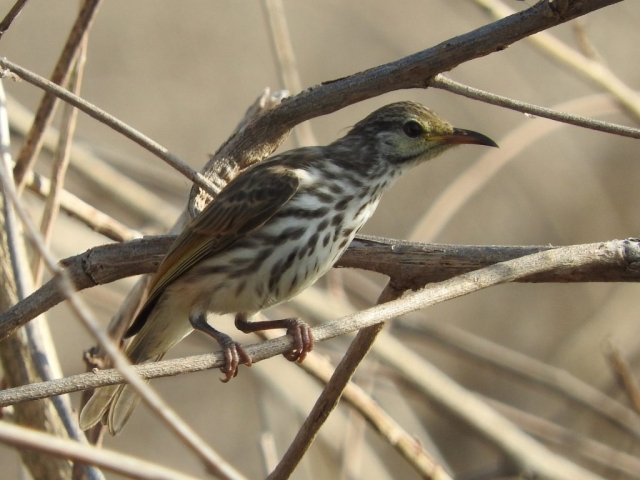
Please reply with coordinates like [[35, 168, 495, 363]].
[[1, 1, 639, 478]]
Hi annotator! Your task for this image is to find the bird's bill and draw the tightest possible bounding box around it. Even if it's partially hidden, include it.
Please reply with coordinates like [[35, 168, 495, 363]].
[[431, 128, 498, 148]]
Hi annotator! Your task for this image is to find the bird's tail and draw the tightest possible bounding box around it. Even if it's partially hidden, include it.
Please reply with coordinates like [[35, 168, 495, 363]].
[[79, 303, 193, 435]]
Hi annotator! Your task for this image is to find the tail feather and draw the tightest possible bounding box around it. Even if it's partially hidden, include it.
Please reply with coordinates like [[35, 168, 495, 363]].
[[78, 384, 120, 430], [108, 382, 147, 435], [80, 298, 194, 434]]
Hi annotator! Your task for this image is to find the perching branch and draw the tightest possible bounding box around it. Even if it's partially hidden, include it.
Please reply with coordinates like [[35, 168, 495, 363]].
[[0, 239, 632, 406], [0, 240, 627, 480], [0, 236, 638, 341]]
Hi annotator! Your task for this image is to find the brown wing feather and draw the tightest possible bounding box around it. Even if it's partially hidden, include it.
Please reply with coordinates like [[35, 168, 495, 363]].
[[125, 164, 301, 338]]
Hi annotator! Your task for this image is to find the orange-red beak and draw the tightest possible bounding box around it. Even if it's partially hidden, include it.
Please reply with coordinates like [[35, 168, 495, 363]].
[[434, 128, 498, 148]]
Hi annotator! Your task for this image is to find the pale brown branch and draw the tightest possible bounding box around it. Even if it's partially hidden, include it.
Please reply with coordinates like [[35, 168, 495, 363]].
[[0, 58, 217, 197], [398, 320, 640, 440], [0, 421, 200, 480], [258, 329, 452, 479], [430, 74, 640, 139], [374, 331, 603, 480], [605, 341, 640, 414], [25, 169, 142, 242], [12, 0, 102, 191], [488, 398, 640, 479], [267, 323, 387, 480], [1, 236, 638, 341], [34, 34, 88, 286], [6, 92, 177, 229], [0, 240, 630, 404], [261, 0, 317, 147], [471, 0, 640, 121]]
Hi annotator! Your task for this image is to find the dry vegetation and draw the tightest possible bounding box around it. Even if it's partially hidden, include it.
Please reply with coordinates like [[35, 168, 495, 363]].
[[1, 1, 640, 479]]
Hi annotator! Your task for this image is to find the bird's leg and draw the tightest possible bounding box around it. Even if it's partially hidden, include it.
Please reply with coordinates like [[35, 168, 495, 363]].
[[189, 314, 252, 382], [234, 313, 313, 363]]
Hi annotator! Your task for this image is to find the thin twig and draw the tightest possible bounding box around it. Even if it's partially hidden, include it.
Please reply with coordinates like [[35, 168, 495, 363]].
[[408, 92, 626, 241], [261, 0, 316, 147], [571, 19, 604, 63], [471, 0, 640, 121], [34, 34, 88, 286], [12, 0, 102, 191], [6, 92, 177, 229], [0, 421, 200, 480], [267, 285, 407, 479], [0, 58, 217, 197], [25, 169, 142, 242], [605, 340, 640, 414], [430, 74, 640, 139], [0, 0, 30, 39], [487, 397, 640, 479], [267, 322, 387, 480], [397, 320, 640, 440]]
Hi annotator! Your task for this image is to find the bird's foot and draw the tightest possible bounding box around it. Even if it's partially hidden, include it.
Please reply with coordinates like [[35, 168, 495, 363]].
[[235, 314, 313, 363], [216, 335, 252, 383], [281, 318, 313, 363], [190, 313, 252, 382]]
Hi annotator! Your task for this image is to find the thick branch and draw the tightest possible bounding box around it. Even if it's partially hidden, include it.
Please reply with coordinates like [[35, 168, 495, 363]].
[[0, 236, 638, 341], [193, 0, 622, 205]]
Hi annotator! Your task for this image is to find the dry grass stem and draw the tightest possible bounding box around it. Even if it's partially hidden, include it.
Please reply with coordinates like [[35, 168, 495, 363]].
[[0, 421, 200, 480], [12, 0, 102, 191]]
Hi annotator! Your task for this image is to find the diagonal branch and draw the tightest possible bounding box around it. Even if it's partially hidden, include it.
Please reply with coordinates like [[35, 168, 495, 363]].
[[430, 74, 640, 139], [189, 0, 623, 208]]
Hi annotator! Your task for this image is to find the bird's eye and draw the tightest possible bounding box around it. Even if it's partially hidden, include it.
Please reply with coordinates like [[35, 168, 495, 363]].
[[402, 120, 424, 138]]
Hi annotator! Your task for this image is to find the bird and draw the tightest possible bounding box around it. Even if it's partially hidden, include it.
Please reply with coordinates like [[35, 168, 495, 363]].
[[79, 101, 497, 434]]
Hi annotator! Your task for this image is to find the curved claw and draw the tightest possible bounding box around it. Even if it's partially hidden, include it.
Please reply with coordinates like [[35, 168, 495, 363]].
[[284, 319, 313, 363], [219, 341, 252, 383]]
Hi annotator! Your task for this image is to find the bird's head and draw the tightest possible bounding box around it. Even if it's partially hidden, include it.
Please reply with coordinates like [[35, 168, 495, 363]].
[[344, 101, 498, 168]]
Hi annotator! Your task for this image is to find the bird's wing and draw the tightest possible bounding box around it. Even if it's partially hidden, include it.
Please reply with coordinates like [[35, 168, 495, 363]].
[[125, 163, 301, 338]]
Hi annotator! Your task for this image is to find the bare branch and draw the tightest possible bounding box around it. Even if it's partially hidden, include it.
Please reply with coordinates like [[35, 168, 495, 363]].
[[398, 320, 640, 440], [12, 0, 102, 190], [487, 398, 640, 479], [34, 33, 88, 286], [430, 74, 640, 139], [0, 421, 201, 480], [1, 236, 638, 340], [0, 58, 218, 197], [472, 0, 640, 121], [190, 0, 623, 208], [25, 169, 142, 242], [0, 0, 30, 39], [261, 0, 317, 147], [0, 240, 631, 404], [6, 92, 177, 229]]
